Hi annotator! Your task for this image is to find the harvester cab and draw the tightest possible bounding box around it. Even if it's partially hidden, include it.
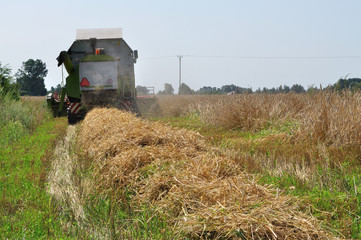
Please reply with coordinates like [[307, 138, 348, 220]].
[[50, 28, 139, 124]]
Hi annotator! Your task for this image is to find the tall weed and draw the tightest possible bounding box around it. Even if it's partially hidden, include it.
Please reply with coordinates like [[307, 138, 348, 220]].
[[0, 95, 51, 144], [157, 92, 361, 148], [197, 94, 305, 131]]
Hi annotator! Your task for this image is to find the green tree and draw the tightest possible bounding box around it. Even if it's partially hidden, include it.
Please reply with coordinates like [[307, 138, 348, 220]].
[[283, 85, 290, 93], [307, 85, 319, 94], [48, 84, 62, 94], [290, 84, 305, 93], [0, 62, 19, 100], [221, 84, 239, 93], [198, 86, 221, 94], [16, 59, 48, 96], [333, 78, 361, 92], [179, 83, 194, 95], [158, 83, 174, 95]]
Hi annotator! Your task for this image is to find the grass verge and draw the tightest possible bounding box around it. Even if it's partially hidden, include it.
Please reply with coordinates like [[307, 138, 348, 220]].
[[0, 117, 68, 239], [80, 192, 179, 239], [0, 97, 178, 239]]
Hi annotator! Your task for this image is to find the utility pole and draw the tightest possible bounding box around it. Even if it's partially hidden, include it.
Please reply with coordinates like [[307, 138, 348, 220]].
[[177, 55, 183, 94]]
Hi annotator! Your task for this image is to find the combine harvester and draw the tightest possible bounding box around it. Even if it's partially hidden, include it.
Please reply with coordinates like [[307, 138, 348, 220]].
[[48, 28, 155, 124]]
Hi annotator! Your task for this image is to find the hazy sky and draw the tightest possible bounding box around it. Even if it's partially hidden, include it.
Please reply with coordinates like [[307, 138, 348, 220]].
[[1, 0, 361, 92]]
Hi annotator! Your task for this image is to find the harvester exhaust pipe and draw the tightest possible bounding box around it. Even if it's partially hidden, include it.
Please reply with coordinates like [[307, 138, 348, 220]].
[[90, 38, 97, 54]]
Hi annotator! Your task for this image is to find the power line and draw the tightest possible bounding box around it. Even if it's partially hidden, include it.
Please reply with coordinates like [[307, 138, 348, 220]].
[[139, 56, 175, 60], [183, 55, 361, 59], [137, 54, 361, 61]]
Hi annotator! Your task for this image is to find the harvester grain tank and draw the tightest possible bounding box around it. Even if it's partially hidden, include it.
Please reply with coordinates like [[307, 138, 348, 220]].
[[50, 28, 139, 123]]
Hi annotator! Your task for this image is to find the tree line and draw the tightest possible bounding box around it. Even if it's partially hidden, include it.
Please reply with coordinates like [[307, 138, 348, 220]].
[[0, 59, 48, 100], [137, 77, 360, 95], [138, 83, 313, 95]]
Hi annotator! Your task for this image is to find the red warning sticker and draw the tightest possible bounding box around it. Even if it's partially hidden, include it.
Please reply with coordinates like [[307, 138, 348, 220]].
[[80, 77, 90, 87]]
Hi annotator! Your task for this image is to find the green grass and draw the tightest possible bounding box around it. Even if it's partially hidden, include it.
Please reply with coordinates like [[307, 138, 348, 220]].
[[153, 114, 249, 144], [259, 164, 361, 238], [0, 116, 176, 239], [81, 193, 179, 239], [0, 117, 68, 239], [154, 114, 361, 239], [0, 95, 177, 239]]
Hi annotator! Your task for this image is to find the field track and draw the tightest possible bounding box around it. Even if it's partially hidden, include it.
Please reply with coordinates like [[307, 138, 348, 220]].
[[47, 126, 85, 223]]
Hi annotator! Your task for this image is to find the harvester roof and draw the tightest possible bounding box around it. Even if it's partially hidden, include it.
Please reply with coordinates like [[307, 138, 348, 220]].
[[76, 28, 123, 40]]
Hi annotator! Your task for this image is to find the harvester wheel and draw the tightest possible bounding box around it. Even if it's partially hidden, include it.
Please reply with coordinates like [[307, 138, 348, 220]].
[[67, 109, 77, 125]]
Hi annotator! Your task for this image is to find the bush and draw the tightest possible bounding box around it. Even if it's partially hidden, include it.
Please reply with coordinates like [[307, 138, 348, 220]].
[[0, 63, 20, 100]]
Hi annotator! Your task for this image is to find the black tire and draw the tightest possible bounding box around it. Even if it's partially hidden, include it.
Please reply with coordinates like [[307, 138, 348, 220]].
[[131, 100, 141, 117], [67, 109, 77, 125]]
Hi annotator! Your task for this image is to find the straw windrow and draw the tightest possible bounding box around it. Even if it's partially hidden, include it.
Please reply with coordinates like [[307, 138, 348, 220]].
[[77, 108, 333, 239]]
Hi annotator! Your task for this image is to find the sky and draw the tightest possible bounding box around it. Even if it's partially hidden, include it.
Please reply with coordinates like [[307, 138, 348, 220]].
[[1, 0, 361, 93]]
